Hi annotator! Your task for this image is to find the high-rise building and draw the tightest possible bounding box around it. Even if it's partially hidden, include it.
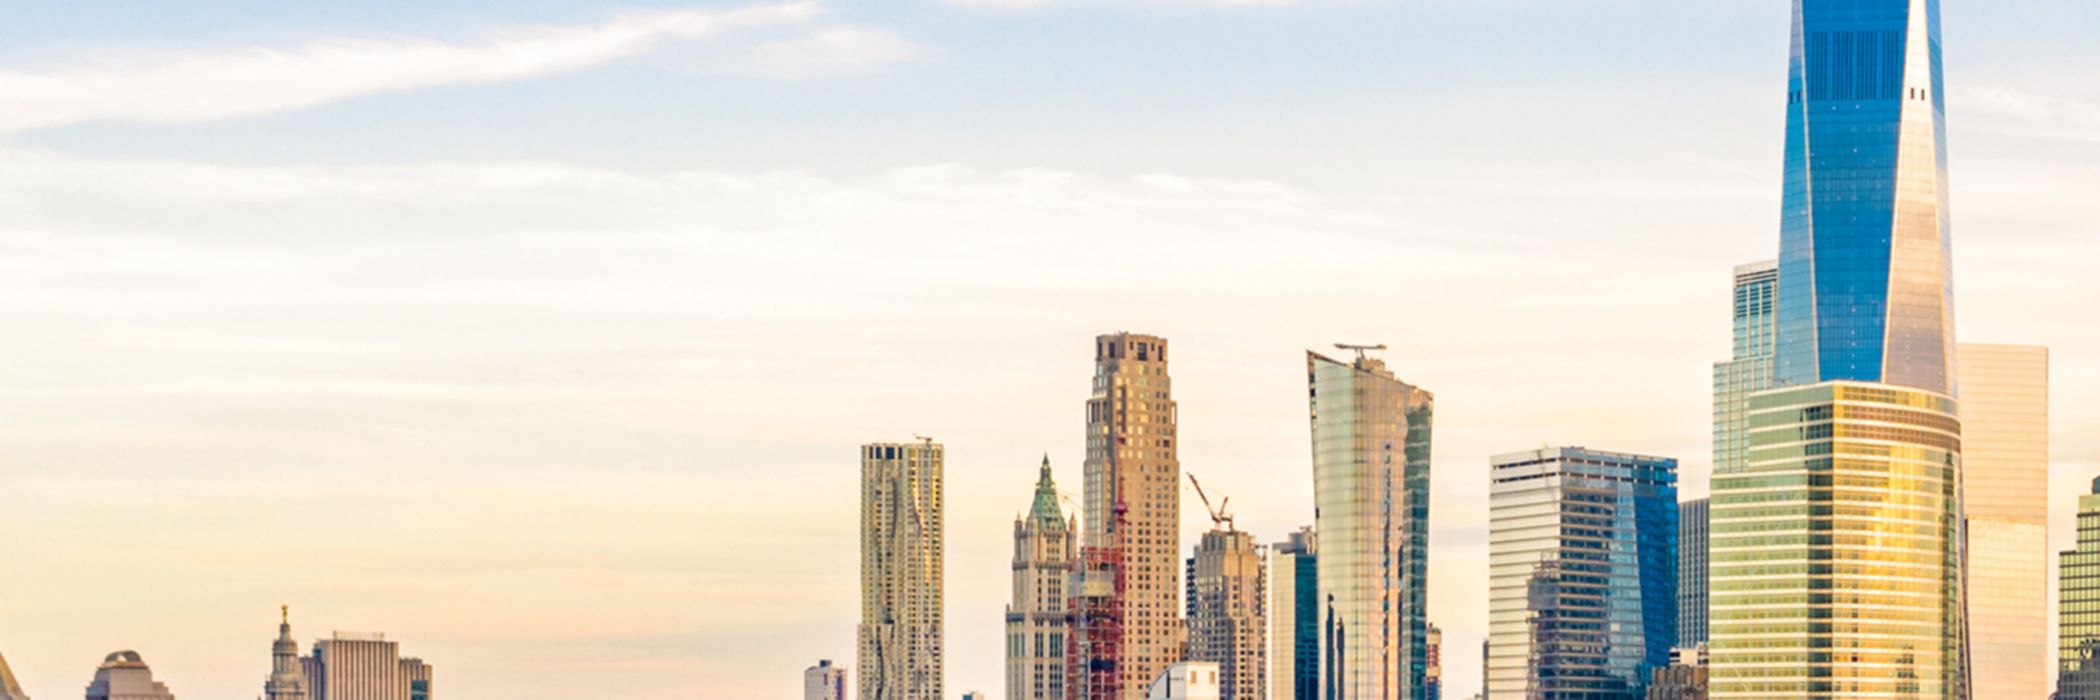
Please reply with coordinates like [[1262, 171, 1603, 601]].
[[304, 632, 430, 700], [1713, 261, 1779, 482], [804, 660, 846, 700], [1269, 527, 1318, 700], [1645, 646, 1709, 700], [1710, 1, 1965, 697], [1146, 663, 1222, 700], [83, 651, 175, 700], [1955, 344, 2049, 699], [1425, 625, 1442, 700], [2060, 478, 2100, 699], [0, 649, 27, 700], [265, 607, 312, 700], [1306, 348, 1433, 700], [1009, 456, 1075, 700], [1081, 333, 1184, 700], [1186, 523, 1264, 700], [1676, 499, 1709, 647], [1487, 447, 1677, 700], [859, 440, 946, 700]]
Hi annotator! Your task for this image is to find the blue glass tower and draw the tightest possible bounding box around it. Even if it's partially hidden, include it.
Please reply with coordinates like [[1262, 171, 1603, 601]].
[[1774, 0, 1956, 394]]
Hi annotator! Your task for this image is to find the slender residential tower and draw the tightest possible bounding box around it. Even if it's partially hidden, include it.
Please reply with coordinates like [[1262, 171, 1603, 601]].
[[1008, 456, 1075, 700], [1487, 447, 1677, 700], [859, 440, 945, 700], [1676, 498, 1709, 649], [1709, 1, 1965, 697], [2060, 478, 2100, 699], [1080, 333, 1183, 700], [1185, 522, 1265, 700], [265, 607, 312, 700], [0, 649, 27, 700], [1956, 344, 2048, 700], [1307, 347, 1433, 700], [1270, 527, 1319, 700]]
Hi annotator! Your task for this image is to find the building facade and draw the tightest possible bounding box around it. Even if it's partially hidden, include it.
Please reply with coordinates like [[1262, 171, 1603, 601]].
[[1146, 663, 1223, 700], [1424, 625, 1441, 700], [1677, 498, 1709, 648], [399, 659, 431, 700], [265, 608, 311, 700], [0, 650, 26, 700], [1713, 261, 1779, 485], [1955, 344, 2049, 700], [1008, 457, 1074, 700], [804, 660, 847, 700], [1645, 646, 1709, 700], [83, 651, 175, 700], [1307, 349, 1433, 700], [2061, 479, 2100, 699], [1269, 528, 1318, 700], [1487, 447, 1677, 700], [859, 440, 946, 700], [304, 633, 430, 700], [1083, 333, 1185, 700], [1186, 527, 1265, 700]]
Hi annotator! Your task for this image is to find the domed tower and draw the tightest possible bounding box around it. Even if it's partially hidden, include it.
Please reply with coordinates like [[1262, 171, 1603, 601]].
[[264, 607, 310, 700]]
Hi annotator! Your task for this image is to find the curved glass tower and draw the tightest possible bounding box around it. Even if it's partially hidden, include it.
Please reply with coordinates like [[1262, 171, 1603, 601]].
[[1773, 0, 1956, 394]]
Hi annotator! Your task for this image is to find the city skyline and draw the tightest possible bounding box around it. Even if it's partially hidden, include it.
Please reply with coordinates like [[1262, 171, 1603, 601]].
[[0, 1, 2096, 699]]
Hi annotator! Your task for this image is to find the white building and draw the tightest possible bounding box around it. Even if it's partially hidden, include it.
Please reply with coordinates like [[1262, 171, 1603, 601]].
[[1144, 662, 1220, 700], [804, 660, 846, 700], [84, 651, 176, 700], [1006, 456, 1073, 700], [302, 632, 434, 700]]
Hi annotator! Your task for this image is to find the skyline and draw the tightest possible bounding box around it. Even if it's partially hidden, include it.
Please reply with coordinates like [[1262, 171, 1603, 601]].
[[1, 1, 2098, 699]]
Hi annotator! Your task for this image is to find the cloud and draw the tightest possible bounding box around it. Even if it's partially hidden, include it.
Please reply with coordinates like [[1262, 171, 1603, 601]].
[[943, 0, 1311, 9], [0, 2, 920, 133]]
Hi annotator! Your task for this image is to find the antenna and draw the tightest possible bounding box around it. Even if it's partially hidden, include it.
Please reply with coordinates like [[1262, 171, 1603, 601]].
[[1186, 473, 1234, 531], [1333, 343, 1388, 362]]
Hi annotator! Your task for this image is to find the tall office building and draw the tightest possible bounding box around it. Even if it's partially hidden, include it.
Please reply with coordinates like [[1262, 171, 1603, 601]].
[[1957, 344, 2048, 700], [1307, 348, 1433, 700], [265, 608, 312, 700], [1186, 525, 1265, 700], [83, 651, 175, 700], [859, 440, 946, 700], [1009, 456, 1075, 700], [1710, 1, 1965, 697], [804, 660, 847, 700], [1677, 499, 1709, 647], [1487, 447, 1677, 700], [0, 650, 26, 700], [2061, 479, 2100, 699], [1269, 528, 1318, 700], [1081, 333, 1183, 700], [1424, 625, 1442, 700], [304, 632, 431, 700]]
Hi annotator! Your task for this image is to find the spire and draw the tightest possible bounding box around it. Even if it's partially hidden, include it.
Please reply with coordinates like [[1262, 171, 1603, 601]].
[[265, 607, 309, 700], [1028, 454, 1063, 528], [0, 648, 28, 700]]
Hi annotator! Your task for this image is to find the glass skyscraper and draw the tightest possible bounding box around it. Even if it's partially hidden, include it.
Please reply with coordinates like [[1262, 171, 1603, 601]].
[[1956, 344, 2049, 700], [1711, 1, 1965, 697], [2061, 479, 2100, 699], [1270, 527, 1319, 700], [1307, 349, 1432, 700], [1486, 447, 1677, 700], [1677, 498, 1710, 648], [1714, 261, 1779, 482]]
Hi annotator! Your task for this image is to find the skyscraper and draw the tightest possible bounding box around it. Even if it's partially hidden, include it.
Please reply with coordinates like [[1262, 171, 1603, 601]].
[[805, 660, 847, 700], [1676, 498, 1709, 647], [1082, 333, 1183, 700], [859, 440, 945, 700], [1424, 625, 1442, 700], [399, 659, 431, 700], [1009, 456, 1074, 700], [265, 607, 312, 700], [0, 649, 27, 700], [1186, 523, 1265, 700], [1713, 261, 1779, 482], [83, 651, 175, 700], [1956, 344, 2048, 700], [1307, 348, 1433, 700], [304, 632, 430, 700], [1270, 527, 1318, 700], [1487, 447, 1677, 700], [2061, 478, 2100, 700], [1710, 1, 1965, 697]]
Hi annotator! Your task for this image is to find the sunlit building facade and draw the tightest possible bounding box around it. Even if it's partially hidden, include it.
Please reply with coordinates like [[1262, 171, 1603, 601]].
[[805, 660, 847, 700], [2060, 479, 2100, 700], [860, 440, 945, 700], [1307, 350, 1433, 700], [1270, 527, 1319, 700], [1085, 333, 1184, 700], [1487, 447, 1677, 700], [1678, 498, 1709, 648], [1956, 344, 2048, 700], [1009, 456, 1074, 700], [1186, 527, 1265, 700], [84, 651, 176, 700], [1714, 261, 1779, 484]]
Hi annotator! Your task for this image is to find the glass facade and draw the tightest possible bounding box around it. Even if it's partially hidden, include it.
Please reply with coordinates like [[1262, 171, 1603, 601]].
[[1271, 528, 1320, 700], [1308, 350, 1433, 700], [1955, 344, 2049, 700], [1487, 447, 1678, 700], [1678, 498, 1710, 648], [1772, 0, 1956, 395], [2061, 480, 2100, 700], [1709, 383, 1962, 699]]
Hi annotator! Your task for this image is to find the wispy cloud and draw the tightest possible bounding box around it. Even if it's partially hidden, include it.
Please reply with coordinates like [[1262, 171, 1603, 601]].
[[0, 2, 921, 133]]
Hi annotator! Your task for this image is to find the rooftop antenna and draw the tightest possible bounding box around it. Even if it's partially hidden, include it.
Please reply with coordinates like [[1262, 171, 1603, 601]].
[[1186, 473, 1234, 532], [1333, 343, 1387, 362]]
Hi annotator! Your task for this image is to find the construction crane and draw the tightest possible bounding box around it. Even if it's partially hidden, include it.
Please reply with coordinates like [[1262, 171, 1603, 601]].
[[1185, 473, 1233, 532], [1334, 342, 1388, 362]]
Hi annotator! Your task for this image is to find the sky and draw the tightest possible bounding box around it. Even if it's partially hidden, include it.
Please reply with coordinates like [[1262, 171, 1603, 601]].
[[0, 1, 2096, 698]]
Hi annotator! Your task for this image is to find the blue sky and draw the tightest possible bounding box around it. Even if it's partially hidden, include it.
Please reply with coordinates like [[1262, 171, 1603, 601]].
[[0, 1, 2096, 698]]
